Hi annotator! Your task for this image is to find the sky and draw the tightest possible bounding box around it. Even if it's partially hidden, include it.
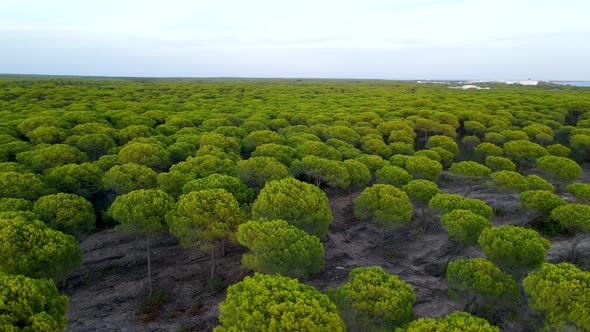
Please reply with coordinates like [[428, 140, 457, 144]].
[[1, 0, 589, 80]]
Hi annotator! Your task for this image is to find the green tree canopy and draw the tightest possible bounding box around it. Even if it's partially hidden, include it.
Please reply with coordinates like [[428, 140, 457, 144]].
[[429, 193, 493, 218], [426, 135, 459, 154], [44, 162, 103, 199], [503, 140, 548, 168], [328, 266, 415, 331], [216, 273, 345, 332], [33, 193, 96, 236], [440, 209, 492, 245], [183, 174, 253, 205], [108, 189, 175, 295], [251, 178, 333, 238], [550, 204, 590, 233], [354, 184, 413, 227], [0, 273, 69, 332], [0, 171, 47, 201], [167, 189, 245, 277], [118, 142, 171, 171], [0, 217, 82, 282], [566, 182, 590, 201], [478, 225, 550, 273], [251, 143, 297, 166], [375, 165, 413, 188], [447, 258, 518, 318], [397, 311, 499, 332], [491, 170, 529, 193], [536, 155, 582, 182], [291, 155, 350, 189], [236, 219, 324, 279], [402, 179, 441, 206], [523, 262, 589, 331], [404, 156, 443, 181], [485, 155, 516, 172], [237, 156, 291, 191], [16, 144, 89, 173], [0, 197, 33, 212], [103, 163, 158, 195]]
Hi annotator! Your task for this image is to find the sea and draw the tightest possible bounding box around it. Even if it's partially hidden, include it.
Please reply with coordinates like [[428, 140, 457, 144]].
[[554, 81, 590, 87]]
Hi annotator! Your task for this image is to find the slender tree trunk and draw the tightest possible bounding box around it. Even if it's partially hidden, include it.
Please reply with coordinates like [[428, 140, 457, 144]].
[[221, 238, 226, 257], [211, 246, 216, 279], [146, 235, 152, 297]]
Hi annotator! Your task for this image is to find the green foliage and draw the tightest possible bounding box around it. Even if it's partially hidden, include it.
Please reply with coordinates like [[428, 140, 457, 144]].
[[0, 198, 32, 212], [0, 273, 69, 332], [252, 178, 332, 238], [550, 204, 590, 233], [503, 140, 548, 167], [44, 162, 103, 199], [342, 159, 371, 189], [328, 266, 415, 330], [491, 170, 529, 192], [429, 193, 493, 218], [519, 190, 566, 216], [216, 273, 345, 332], [397, 311, 499, 332], [237, 156, 291, 190], [167, 189, 245, 250], [375, 165, 413, 188], [478, 225, 550, 272], [402, 179, 441, 205], [485, 155, 516, 171], [296, 140, 342, 160], [170, 154, 237, 179], [290, 155, 350, 189], [183, 174, 253, 205], [66, 133, 117, 160], [526, 174, 554, 192], [17, 144, 89, 172], [536, 155, 582, 181], [523, 263, 589, 331], [237, 219, 324, 279], [355, 154, 388, 175], [251, 143, 297, 166], [440, 210, 492, 245], [567, 182, 590, 201], [242, 130, 285, 154], [449, 161, 491, 180], [354, 184, 413, 226], [34, 193, 96, 236], [474, 142, 504, 158], [109, 189, 175, 236], [426, 135, 459, 154], [118, 143, 170, 171], [447, 258, 518, 319], [0, 217, 82, 282], [389, 154, 410, 168], [546, 143, 571, 157], [0, 171, 46, 200], [103, 163, 158, 195], [405, 156, 443, 181]]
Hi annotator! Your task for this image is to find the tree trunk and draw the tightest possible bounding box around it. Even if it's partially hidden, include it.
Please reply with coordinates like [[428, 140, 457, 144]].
[[146, 235, 152, 297], [221, 238, 226, 257], [210, 246, 216, 279]]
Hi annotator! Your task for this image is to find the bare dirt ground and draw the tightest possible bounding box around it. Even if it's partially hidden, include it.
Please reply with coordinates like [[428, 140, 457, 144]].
[[64, 171, 590, 332]]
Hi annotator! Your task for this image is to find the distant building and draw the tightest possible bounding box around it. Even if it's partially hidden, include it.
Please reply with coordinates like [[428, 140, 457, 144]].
[[518, 79, 538, 86]]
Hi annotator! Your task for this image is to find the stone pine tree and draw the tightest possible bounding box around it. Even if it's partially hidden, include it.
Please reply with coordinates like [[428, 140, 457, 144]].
[[0, 217, 82, 283], [108, 189, 175, 296], [0, 273, 69, 332], [167, 189, 245, 278], [216, 273, 346, 332], [328, 266, 416, 331]]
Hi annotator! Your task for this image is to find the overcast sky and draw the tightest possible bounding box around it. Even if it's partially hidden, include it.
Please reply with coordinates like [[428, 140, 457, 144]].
[[1, 0, 589, 80]]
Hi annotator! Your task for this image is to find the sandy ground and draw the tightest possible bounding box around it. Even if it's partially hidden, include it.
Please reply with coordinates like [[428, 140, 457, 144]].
[[63, 171, 590, 331]]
